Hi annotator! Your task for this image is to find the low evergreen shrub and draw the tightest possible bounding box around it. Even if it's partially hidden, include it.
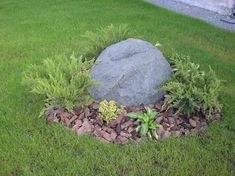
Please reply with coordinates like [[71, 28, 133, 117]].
[[22, 53, 96, 113], [162, 54, 222, 119]]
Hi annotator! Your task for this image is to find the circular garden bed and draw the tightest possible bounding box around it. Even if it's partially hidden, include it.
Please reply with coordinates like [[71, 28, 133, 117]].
[[45, 100, 222, 145], [22, 25, 223, 145]]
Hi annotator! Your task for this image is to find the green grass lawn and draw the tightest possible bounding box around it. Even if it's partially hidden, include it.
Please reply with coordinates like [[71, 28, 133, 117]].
[[0, 0, 235, 175]]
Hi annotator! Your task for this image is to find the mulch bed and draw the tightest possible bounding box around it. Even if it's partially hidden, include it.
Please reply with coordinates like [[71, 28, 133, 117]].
[[45, 100, 222, 145]]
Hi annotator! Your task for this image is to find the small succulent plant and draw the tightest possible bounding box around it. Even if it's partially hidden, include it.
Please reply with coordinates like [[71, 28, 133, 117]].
[[98, 100, 123, 122]]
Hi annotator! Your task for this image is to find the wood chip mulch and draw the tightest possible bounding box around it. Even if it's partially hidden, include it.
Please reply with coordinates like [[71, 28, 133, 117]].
[[45, 101, 222, 145]]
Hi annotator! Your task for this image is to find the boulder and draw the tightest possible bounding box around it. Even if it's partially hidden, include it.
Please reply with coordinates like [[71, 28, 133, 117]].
[[90, 38, 172, 106]]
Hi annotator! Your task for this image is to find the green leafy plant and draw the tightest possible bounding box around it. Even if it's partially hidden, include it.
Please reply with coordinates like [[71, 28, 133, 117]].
[[127, 107, 160, 139], [22, 53, 96, 113], [81, 24, 135, 59], [162, 54, 222, 119], [98, 100, 123, 122]]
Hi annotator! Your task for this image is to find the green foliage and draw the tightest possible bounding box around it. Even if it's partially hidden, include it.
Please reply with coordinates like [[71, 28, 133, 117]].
[[98, 100, 123, 122], [162, 54, 222, 119], [22, 53, 96, 112], [81, 24, 135, 59], [127, 107, 160, 140]]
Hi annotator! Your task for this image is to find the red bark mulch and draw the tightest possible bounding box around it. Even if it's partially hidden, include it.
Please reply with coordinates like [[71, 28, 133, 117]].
[[45, 101, 222, 144]]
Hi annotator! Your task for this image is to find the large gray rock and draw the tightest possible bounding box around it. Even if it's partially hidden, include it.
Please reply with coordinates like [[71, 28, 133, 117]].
[[90, 38, 172, 106]]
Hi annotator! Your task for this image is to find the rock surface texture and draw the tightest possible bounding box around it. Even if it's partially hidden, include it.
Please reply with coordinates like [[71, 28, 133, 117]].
[[90, 38, 172, 106]]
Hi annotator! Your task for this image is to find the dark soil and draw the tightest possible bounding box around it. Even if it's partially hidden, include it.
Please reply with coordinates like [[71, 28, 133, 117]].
[[45, 101, 222, 144]]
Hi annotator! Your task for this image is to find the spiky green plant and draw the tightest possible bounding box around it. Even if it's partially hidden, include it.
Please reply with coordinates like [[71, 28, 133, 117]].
[[127, 107, 160, 140], [81, 24, 135, 59]]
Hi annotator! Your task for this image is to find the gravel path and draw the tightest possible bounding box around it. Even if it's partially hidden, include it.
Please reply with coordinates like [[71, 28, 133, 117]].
[[145, 0, 235, 31]]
